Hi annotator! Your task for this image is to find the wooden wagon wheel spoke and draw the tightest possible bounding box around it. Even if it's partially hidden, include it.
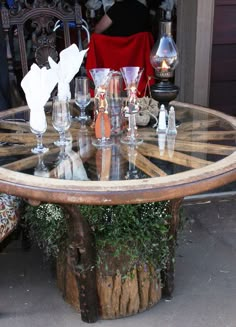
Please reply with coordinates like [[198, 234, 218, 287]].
[[120, 146, 167, 177], [178, 118, 220, 131], [177, 130, 236, 142], [2, 154, 40, 171], [138, 143, 212, 169], [0, 120, 30, 132], [2, 147, 61, 171], [174, 140, 236, 156]]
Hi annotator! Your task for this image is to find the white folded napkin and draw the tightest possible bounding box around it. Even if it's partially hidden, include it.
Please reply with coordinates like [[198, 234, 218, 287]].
[[48, 44, 88, 101], [21, 63, 58, 132]]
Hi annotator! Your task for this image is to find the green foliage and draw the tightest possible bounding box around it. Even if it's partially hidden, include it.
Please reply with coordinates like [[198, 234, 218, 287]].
[[81, 202, 171, 272], [22, 201, 171, 273], [22, 204, 67, 258]]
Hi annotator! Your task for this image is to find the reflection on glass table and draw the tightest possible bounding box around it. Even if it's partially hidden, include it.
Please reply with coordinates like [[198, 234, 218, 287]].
[[0, 101, 236, 185], [34, 153, 49, 177]]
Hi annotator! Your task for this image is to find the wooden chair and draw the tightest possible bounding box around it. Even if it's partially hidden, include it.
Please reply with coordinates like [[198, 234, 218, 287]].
[[0, 0, 89, 107]]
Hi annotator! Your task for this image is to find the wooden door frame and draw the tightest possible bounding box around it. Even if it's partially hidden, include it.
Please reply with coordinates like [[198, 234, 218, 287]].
[[175, 0, 215, 107]]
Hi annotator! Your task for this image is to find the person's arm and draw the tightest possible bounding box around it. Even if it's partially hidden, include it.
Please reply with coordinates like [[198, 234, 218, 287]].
[[94, 14, 113, 34]]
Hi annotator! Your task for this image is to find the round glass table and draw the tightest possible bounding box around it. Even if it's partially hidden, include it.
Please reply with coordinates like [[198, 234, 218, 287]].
[[0, 101, 235, 204], [0, 101, 236, 322]]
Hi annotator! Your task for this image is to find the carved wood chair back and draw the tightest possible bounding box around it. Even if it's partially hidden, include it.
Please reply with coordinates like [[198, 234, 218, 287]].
[[0, 0, 89, 106]]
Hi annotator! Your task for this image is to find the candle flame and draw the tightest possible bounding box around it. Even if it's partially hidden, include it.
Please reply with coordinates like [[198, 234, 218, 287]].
[[161, 60, 169, 71]]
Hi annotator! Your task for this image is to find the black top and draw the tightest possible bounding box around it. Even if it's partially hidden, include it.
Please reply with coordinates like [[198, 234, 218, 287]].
[[105, 0, 150, 36]]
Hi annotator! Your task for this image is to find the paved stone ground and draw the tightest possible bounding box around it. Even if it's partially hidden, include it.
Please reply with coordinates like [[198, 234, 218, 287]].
[[0, 198, 236, 327]]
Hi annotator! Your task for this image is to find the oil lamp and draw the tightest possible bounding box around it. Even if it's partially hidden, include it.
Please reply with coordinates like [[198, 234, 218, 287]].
[[150, 20, 179, 108]]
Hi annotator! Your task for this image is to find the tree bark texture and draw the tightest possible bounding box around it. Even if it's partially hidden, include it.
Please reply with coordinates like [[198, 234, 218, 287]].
[[59, 200, 183, 320], [161, 198, 183, 298], [62, 204, 99, 323], [57, 257, 162, 320]]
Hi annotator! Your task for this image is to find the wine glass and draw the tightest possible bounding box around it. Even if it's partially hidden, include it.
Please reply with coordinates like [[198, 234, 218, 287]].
[[52, 97, 71, 146], [74, 77, 91, 121], [30, 110, 48, 154]]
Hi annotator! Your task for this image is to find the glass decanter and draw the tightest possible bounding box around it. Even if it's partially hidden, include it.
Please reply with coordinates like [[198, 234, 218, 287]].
[[89, 68, 113, 147], [120, 66, 144, 145]]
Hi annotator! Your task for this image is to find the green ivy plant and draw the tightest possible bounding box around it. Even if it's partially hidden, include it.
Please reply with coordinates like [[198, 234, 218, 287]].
[[22, 201, 172, 275]]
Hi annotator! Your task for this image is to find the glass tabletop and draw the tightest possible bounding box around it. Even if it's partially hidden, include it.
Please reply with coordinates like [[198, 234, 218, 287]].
[[0, 101, 235, 204], [0, 101, 235, 182]]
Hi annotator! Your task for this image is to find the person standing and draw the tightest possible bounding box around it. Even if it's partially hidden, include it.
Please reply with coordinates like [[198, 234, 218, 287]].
[[94, 0, 151, 36]]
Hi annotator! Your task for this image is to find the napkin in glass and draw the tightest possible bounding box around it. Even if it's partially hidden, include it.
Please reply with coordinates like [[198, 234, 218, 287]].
[[48, 44, 88, 101], [21, 63, 58, 132]]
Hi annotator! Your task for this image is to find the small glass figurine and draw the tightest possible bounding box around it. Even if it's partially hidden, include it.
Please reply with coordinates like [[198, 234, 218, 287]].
[[120, 66, 144, 145], [89, 68, 113, 147]]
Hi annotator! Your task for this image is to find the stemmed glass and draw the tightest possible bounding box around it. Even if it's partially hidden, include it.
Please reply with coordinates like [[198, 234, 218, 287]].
[[120, 66, 144, 145], [89, 68, 113, 147], [74, 77, 91, 121], [30, 111, 48, 154], [52, 97, 71, 146]]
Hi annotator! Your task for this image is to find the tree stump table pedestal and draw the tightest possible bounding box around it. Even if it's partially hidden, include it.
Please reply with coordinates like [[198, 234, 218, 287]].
[[56, 199, 183, 321], [57, 255, 162, 319]]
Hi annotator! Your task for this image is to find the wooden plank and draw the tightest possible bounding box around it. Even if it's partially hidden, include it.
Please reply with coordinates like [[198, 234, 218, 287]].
[[0, 120, 30, 132], [174, 140, 236, 156], [135, 134, 236, 156], [175, 0, 214, 106], [210, 81, 236, 116], [0, 106, 29, 119], [177, 119, 219, 132], [177, 131, 236, 142], [216, 0, 236, 6], [138, 143, 212, 169], [0, 144, 39, 156], [139, 129, 236, 142], [2, 155, 40, 172], [0, 132, 58, 143], [2, 147, 61, 171], [213, 6, 236, 44], [211, 44, 236, 82]]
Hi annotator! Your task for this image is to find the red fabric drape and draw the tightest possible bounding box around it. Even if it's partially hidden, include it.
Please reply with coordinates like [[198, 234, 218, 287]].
[[85, 32, 155, 96]]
